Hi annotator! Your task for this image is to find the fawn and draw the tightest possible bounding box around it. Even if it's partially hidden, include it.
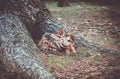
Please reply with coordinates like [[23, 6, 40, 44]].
[[38, 28, 76, 55]]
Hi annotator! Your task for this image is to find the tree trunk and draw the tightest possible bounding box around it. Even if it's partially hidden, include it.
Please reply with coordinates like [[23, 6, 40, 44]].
[[0, 0, 55, 79], [58, 0, 70, 7]]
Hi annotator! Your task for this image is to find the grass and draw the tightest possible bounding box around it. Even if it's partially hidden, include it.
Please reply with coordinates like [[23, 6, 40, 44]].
[[76, 46, 92, 57], [45, 1, 105, 18], [45, 2, 81, 17], [47, 54, 72, 69], [45, 1, 58, 9], [94, 37, 117, 44], [46, 46, 94, 69]]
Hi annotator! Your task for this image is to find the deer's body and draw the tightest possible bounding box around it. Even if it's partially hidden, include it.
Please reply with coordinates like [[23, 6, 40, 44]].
[[38, 28, 76, 55]]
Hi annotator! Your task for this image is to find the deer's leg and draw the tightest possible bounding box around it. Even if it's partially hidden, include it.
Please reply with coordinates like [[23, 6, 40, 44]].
[[68, 44, 76, 55]]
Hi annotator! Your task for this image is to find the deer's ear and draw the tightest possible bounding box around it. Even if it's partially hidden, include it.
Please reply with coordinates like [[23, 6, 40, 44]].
[[70, 35, 75, 41], [59, 28, 64, 35]]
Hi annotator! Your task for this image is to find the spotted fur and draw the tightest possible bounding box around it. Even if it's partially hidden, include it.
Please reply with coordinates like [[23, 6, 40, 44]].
[[38, 28, 76, 55]]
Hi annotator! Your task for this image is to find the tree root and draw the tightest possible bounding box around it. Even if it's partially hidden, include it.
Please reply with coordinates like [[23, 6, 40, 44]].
[[75, 36, 120, 54]]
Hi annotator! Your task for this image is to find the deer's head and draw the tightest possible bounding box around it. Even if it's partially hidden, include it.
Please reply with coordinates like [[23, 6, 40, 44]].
[[58, 28, 76, 55]]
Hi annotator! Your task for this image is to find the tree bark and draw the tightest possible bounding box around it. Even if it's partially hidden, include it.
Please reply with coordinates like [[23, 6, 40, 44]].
[[75, 36, 120, 54], [0, 0, 55, 79], [0, 0, 67, 40]]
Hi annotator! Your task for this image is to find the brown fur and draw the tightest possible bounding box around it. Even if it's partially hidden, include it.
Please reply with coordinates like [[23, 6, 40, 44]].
[[38, 28, 76, 55]]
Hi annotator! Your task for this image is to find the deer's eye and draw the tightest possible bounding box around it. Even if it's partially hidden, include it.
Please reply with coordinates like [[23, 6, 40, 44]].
[[68, 40, 72, 42]]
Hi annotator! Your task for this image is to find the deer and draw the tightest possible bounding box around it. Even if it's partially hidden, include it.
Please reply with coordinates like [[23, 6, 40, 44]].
[[38, 28, 76, 55]]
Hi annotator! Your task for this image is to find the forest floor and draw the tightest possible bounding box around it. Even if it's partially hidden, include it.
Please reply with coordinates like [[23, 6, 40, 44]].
[[44, 1, 120, 79], [0, 1, 120, 79]]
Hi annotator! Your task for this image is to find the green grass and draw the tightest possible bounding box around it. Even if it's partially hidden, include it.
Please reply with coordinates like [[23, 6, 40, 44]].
[[103, 39, 117, 43], [47, 54, 72, 69], [46, 46, 95, 69], [95, 37, 117, 44], [45, 1, 58, 9], [45, 1, 105, 18], [45, 2, 81, 17], [76, 46, 92, 57], [47, 46, 93, 69]]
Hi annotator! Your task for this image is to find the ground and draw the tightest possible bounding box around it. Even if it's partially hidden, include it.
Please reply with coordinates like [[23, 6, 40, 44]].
[[0, 1, 120, 79], [44, 1, 120, 79]]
